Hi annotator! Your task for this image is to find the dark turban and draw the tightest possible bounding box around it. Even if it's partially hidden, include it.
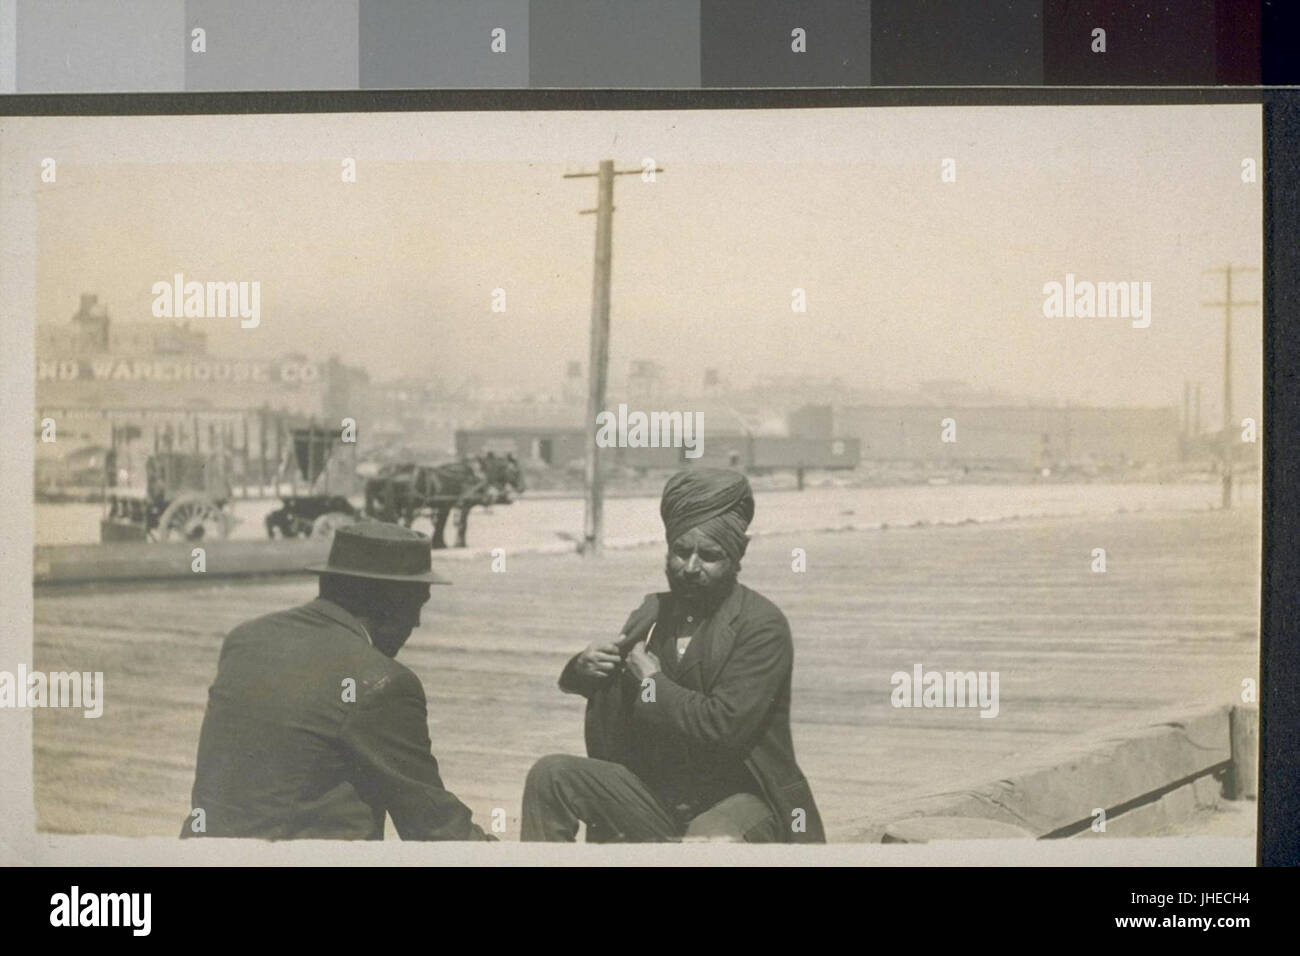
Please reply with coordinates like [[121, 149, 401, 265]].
[[660, 468, 755, 561]]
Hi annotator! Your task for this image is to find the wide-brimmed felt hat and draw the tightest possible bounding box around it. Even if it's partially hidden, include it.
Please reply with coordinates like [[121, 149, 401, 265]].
[[306, 521, 451, 584]]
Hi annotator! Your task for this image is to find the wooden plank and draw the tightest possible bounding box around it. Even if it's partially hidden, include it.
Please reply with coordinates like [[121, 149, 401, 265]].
[[1229, 704, 1259, 799], [850, 706, 1232, 841], [36, 539, 331, 585]]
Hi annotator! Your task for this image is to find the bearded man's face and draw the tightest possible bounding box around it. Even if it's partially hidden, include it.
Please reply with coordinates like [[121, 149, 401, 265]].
[[665, 527, 738, 605]]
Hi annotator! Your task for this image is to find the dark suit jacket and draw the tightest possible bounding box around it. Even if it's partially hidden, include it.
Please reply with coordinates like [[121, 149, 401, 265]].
[[182, 598, 487, 841], [560, 583, 826, 843]]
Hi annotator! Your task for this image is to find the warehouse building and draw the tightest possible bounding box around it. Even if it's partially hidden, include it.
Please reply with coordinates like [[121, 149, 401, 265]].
[[838, 404, 1180, 469], [35, 294, 369, 495]]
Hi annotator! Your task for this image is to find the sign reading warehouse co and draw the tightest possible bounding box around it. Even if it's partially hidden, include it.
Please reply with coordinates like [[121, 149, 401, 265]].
[[37, 358, 320, 385]]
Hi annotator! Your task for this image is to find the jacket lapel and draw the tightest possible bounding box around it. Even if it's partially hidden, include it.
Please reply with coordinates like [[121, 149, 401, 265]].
[[673, 631, 704, 688], [673, 584, 744, 692]]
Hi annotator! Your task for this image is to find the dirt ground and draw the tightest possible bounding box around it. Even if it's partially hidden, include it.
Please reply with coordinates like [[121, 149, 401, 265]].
[[32, 508, 1259, 841]]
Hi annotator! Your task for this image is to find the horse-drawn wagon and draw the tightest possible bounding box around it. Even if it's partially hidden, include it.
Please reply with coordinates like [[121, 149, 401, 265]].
[[363, 452, 524, 548], [264, 426, 362, 539], [100, 451, 237, 543]]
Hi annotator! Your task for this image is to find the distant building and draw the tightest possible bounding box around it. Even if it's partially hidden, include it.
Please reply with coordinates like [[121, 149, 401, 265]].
[[627, 359, 665, 407], [35, 294, 370, 491], [788, 404, 834, 440], [38, 293, 208, 357], [562, 361, 585, 404], [455, 427, 860, 472], [839, 405, 1179, 468], [458, 427, 587, 468], [456, 393, 861, 472]]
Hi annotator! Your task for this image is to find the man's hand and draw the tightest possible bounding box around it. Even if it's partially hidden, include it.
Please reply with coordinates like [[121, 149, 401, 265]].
[[574, 640, 623, 682], [624, 641, 662, 682]]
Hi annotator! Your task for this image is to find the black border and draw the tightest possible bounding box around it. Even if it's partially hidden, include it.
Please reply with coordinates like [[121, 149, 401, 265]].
[[2, 85, 1295, 869], [0, 86, 1275, 115], [1259, 88, 1298, 868]]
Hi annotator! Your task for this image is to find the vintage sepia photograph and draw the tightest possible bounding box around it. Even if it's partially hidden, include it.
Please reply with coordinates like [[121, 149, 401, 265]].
[[3, 103, 1261, 859]]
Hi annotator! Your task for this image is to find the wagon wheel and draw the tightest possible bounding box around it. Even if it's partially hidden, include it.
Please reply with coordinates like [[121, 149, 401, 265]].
[[158, 494, 232, 542], [311, 511, 359, 540]]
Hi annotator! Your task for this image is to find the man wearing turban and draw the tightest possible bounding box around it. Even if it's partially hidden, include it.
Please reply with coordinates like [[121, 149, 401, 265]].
[[521, 468, 824, 843]]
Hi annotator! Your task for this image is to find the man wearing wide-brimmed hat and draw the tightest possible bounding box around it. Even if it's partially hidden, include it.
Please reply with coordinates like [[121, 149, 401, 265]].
[[182, 522, 490, 841], [521, 468, 824, 843]]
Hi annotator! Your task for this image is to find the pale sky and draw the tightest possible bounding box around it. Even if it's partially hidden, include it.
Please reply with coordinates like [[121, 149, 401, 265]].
[[14, 105, 1263, 418]]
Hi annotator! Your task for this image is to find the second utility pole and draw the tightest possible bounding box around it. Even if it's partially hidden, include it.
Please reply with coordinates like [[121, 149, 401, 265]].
[[1203, 265, 1259, 510]]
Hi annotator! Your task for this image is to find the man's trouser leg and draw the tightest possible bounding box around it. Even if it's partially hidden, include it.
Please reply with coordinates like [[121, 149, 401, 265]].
[[521, 754, 681, 842], [683, 793, 781, 842]]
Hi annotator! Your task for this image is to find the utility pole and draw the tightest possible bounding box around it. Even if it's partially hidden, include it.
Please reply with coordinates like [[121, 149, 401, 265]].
[[1203, 265, 1259, 510], [565, 159, 662, 556]]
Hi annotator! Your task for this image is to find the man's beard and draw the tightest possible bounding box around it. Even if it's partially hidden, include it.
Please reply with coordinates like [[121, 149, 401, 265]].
[[665, 562, 738, 609]]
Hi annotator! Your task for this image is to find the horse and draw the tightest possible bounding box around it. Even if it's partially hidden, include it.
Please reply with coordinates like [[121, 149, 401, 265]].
[[364, 452, 525, 549]]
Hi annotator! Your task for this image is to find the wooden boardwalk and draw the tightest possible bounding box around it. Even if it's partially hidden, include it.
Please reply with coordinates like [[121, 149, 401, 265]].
[[32, 508, 1259, 840]]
